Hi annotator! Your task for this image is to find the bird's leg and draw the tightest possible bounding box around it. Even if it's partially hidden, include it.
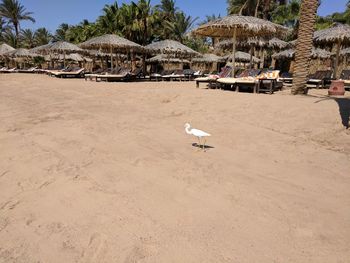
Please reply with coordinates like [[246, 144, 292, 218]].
[[197, 137, 201, 147], [203, 138, 206, 151]]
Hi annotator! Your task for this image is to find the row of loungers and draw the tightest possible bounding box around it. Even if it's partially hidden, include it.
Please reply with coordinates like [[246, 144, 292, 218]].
[[85, 67, 144, 82], [150, 69, 202, 81]]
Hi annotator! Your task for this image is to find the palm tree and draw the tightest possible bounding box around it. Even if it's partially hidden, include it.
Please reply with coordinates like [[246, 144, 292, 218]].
[[165, 11, 198, 43], [97, 2, 121, 34], [0, 0, 35, 46], [20, 28, 35, 48], [2, 27, 16, 47], [53, 23, 70, 42], [34, 27, 52, 46], [291, 0, 319, 95], [156, 0, 178, 39]]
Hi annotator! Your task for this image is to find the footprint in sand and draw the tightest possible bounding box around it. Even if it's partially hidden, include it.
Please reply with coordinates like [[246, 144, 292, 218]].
[[80, 233, 108, 263]]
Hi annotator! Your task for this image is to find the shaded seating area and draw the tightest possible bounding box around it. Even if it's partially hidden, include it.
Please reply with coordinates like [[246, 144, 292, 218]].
[[339, 69, 350, 90]]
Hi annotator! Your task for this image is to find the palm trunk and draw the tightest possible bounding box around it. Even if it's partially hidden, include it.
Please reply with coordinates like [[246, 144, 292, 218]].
[[291, 0, 319, 95]]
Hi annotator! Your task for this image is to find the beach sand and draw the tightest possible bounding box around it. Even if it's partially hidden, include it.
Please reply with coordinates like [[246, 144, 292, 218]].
[[0, 73, 349, 262]]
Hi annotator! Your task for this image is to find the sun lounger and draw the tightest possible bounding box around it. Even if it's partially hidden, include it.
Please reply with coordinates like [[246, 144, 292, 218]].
[[278, 72, 293, 88], [306, 70, 333, 89], [18, 67, 38, 73], [96, 68, 131, 82], [195, 66, 232, 88], [0, 67, 17, 73], [85, 68, 111, 81], [162, 69, 185, 81], [150, 70, 173, 81], [53, 68, 85, 78]]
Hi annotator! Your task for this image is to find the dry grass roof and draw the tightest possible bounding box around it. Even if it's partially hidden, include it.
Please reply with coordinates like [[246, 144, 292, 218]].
[[145, 40, 199, 57], [194, 15, 288, 38], [79, 34, 143, 53]]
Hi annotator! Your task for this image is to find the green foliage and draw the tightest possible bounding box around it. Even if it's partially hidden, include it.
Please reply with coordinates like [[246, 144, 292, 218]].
[[0, 0, 35, 46]]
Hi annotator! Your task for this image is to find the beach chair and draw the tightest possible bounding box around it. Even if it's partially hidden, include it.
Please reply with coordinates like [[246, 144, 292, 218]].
[[183, 69, 195, 81], [85, 68, 111, 81], [150, 70, 173, 81], [217, 69, 257, 91], [96, 68, 131, 82], [195, 66, 232, 88], [53, 68, 85, 78], [256, 70, 281, 94], [279, 72, 293, 88], [306, 70, 333, 89], [162, 69, 185, 81]]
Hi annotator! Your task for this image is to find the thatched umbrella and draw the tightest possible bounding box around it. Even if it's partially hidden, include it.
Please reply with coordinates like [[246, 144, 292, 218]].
[[216, 37, 288, 68], [194, 15, 288, 74], [314, 23, 350, 78], [0, 43, 15, 56], [145, 39, 198, 56], [145, 40, 198, 70], [4, 48, 41, 68], [79, 34, 143, 70], [47, 41, 83, 67]]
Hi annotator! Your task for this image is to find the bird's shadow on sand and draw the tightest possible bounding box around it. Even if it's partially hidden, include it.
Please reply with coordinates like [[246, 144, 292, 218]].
[[191, 143, 215, 150]]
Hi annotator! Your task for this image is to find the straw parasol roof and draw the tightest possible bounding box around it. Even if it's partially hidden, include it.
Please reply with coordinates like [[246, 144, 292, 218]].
[[314, 23, 350, 44], [224, 51, 260, 63], [272, 48, 333, 60], [145, 39, 199, 57], [216, 37, 288, 50], [0, 43, 15, 55], [79, 34, 143, 52], [314, 23, 350, 78], [146, 54, 190, 63], [194, 15, 288, 38], [48, 41, 83, 53], [5, 48, 40, 58], [192, 53, 225, 63]]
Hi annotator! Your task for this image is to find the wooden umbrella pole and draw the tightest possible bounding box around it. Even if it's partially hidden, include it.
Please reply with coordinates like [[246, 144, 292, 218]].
[[63, 51, 66, 68], [249, 46, 253, 69], [110, 46, 113, 70], [334, 40, 341, 79], [232, 27, 237, 77]]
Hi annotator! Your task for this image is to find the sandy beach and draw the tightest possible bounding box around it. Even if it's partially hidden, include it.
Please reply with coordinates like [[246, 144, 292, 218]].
[[0, 73, 349, 262]]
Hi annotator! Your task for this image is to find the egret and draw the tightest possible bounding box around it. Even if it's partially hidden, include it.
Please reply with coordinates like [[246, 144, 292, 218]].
[[184, 123, 211, 151]]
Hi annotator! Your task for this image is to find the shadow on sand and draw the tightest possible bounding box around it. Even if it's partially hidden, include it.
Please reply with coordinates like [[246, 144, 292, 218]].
[[192, 143, 215, 150], [314, 96, 350, 129]]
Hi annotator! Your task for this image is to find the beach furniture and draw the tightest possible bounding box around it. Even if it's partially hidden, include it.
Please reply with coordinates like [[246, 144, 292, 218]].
[[150, 70, 173, 81], [0, 67, 17, 73], [96, 68, 131, 82], [52, 68, 85, 78], [279, 72, 293, 88], [195, 66, 232, 88], [306, 70, 333, 89], [162, 69, 185, 81]]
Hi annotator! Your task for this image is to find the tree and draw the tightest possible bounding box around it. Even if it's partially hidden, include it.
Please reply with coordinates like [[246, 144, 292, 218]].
[[54, 23, 70, 42], [164, 11, 197, 43], [34, 27, 52, 46], [0, 0, 35, 46], [20, 28, 35, 48], [97, 2, 121, 35], [291, 0, 319, 95]]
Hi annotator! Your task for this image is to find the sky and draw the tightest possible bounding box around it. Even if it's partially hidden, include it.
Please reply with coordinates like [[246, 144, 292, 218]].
[[19, 0, 349, 33]]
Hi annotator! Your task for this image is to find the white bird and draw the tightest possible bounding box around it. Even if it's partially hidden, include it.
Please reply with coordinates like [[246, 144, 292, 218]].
[[184, 123, 211, 151]]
